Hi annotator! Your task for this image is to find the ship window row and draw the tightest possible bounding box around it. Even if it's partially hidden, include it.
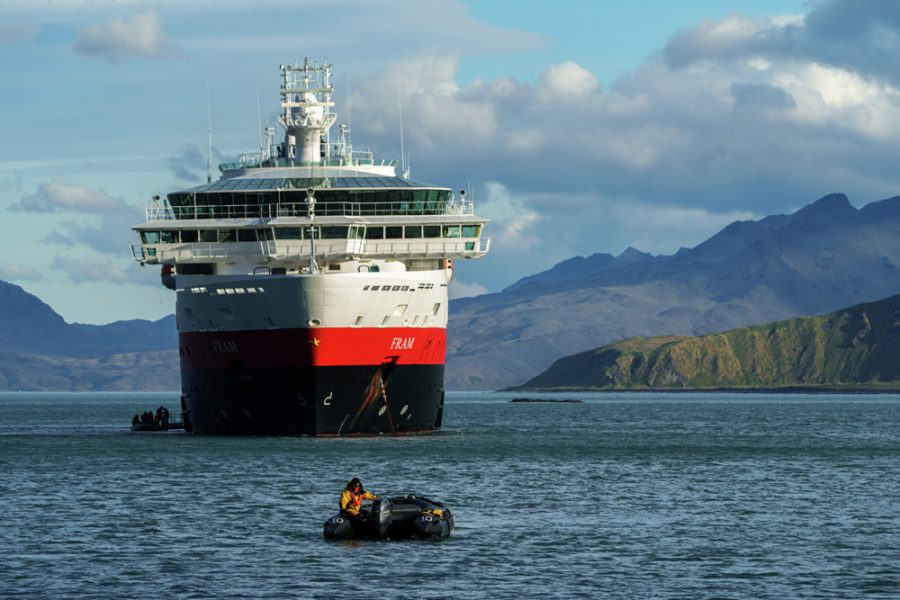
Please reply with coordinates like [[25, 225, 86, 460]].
[[167, 189, 453, 218], [141, 225, 481, 244], [196, 176, 423, 192], [363, 285, 412, 292], [210, 287, 265, 295]]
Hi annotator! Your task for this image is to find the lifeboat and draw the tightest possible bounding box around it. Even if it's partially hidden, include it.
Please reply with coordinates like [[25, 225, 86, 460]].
[[160, 264, 176, 290], [323, 495, 454, 541]]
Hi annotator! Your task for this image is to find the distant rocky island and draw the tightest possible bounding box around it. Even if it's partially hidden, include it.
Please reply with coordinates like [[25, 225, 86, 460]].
[[510, 397, 584, 403], [512, 293, 900, 391], [0, 279, 176, 391]]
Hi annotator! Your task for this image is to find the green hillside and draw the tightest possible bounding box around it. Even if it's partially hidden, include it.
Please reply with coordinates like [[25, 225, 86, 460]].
[[515, 293, 900, 391]]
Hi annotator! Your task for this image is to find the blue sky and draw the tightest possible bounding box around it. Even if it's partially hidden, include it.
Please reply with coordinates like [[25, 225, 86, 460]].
[[3, 0, 900, 324]]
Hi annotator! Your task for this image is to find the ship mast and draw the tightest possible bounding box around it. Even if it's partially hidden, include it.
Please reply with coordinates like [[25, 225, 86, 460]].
[[277, 59, 337, 164]]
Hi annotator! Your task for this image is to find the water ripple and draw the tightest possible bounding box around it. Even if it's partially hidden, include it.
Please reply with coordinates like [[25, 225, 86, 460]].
[[2, 392, 900, 598]]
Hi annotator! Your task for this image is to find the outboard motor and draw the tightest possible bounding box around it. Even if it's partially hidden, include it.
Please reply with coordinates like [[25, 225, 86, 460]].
[[370, 497, 393, 539]]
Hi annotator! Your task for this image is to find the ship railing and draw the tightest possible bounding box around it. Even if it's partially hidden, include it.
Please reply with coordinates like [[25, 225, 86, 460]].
[[146, 201, 474, 222], [218, 157, 398, 170], [270, 239, 484, 258], [147, 205, 177, 221], [133, 238, 487, 264], [275, 201, 474, 218]]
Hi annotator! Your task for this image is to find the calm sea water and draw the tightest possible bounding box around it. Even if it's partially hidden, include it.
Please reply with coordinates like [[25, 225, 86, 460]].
[[2, 391, 900, 599]]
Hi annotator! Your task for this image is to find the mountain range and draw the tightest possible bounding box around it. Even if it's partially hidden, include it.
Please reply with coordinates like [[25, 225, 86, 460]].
[[3, 192, 900, 391], [0, 280, 176, 390], [513, 292, 900, 391], [446, 193, 900, 389]]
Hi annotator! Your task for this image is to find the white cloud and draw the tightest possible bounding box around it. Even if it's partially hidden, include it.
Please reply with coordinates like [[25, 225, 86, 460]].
[[51, 254, 153, 286], [664, 13, 787, 67], [13, 179, 128, 213], [74, 10, 179, 63], [53, 211, 145, 256], [13, 180, 144, 257], [538, 61, 599, 103], [333, 37, 900, 291], [773, 63, 900, 140], [0, 261, 43, 281], [448, 278, 487, 299], [478, 182, 541, 253]]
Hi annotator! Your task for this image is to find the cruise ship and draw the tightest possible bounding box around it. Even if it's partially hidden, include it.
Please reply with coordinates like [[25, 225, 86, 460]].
[[131, 60, 490, 435]]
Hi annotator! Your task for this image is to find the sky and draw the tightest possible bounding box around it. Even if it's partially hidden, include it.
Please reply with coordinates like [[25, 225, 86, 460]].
[[3, 0, 900, 324]]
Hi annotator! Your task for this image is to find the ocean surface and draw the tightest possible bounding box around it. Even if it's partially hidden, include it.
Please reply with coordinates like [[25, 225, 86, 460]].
[[2, 392, 900, 599]]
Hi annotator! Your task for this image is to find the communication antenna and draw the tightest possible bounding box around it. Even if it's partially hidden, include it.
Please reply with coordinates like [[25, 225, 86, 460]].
[[398, 91, 410, 180], [256, 83, 263, 161], [206, 84, 213, 184], [346, 84, 351, 131], [345, 83, 353, 160]]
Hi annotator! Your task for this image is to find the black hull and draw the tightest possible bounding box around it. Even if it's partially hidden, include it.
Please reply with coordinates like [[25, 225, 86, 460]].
[[180, 364, 445, 435]]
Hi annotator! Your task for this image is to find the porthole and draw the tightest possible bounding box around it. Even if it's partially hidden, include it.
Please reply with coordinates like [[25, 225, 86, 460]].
[[308, 319, 321, 327]]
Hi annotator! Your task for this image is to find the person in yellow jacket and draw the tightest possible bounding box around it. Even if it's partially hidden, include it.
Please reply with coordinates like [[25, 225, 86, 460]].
[[340, 477, 378, 518]]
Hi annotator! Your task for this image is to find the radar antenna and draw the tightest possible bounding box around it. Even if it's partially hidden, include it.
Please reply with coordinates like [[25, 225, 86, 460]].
[[206, 84, 213, 184]]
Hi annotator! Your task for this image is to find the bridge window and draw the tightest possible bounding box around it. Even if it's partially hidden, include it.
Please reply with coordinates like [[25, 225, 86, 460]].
[[321, 226, 348, 239], [141, 231, 160, 244], [462, 225, 480, 237], [404, 225, 422, 238], [385, 226, 403, 239], [218, 229, 237, 243], [258, 228, 274, 241], [160, 231, 176, 243], [199, 229, 217, 242], [424, 226, 441, 238], [442, 225, 461, 238], [275, 227, 303, 240], [238, 229, 257, 242], [366, 227, 384, 239], [180, 230, 199, 243]]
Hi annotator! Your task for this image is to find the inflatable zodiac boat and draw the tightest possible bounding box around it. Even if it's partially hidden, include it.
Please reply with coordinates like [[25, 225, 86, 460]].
[[324, 495, 454, 541]]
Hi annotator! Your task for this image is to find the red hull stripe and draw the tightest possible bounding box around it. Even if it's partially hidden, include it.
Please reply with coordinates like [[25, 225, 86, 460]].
[[179, 328, 446, 368]]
